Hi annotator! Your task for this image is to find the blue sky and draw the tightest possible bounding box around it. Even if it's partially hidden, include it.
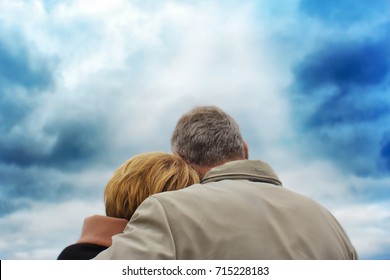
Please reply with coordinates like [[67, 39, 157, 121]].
[[0, 0, 389, 259]]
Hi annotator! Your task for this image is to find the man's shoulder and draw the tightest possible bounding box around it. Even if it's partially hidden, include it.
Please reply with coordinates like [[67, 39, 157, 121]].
[[149, 180, 237, 209], [153, 182, 207, 199]]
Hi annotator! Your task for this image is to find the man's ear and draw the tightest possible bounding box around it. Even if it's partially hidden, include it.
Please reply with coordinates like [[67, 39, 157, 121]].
[[243, 141, 249, 159]]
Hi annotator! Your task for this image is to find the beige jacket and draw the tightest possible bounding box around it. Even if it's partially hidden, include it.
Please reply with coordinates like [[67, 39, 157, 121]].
[[94, 160, 357, 259]]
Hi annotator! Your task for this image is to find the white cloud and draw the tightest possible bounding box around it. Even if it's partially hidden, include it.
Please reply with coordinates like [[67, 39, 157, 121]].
[[333, 203, 390, 258], [0, 200, 104, 259], [279, 158, 353, 204]]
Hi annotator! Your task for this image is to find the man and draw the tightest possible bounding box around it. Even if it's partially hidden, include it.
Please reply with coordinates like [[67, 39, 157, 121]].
[[94, 105, 357, 259]]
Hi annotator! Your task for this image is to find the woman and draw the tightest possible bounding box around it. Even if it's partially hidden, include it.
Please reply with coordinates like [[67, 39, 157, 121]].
[[58, 152, 199, 259]]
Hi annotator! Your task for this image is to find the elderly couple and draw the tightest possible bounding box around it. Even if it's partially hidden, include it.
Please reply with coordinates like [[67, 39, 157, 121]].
[[58, 105, 357, 260]]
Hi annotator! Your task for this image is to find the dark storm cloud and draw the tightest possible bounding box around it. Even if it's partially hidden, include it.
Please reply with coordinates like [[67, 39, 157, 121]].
[[294, 40, 389, 92], [1, 174, 79, 203], [0, 39, 55, 132], [0, 34, 109, 169], [0, 34, 111, 218], [0, 93, 32, 131], [0, 33, 58, 170], [0, 116, 111, 214], [0, 163, 104, 218], [0, 113, 122, 216], [299, 0, 390, 25], [0, 199, 29, 218], [0, 116, 109, 169], [0, 41, 54, 90], [291, 38, 390, 176], [43, 118, 109, 168], [380, 139, 390, 171], [304, 91, 389, 128]]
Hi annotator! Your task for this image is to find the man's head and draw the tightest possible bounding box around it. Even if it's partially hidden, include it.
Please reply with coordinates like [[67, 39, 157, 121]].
[[171, 105, 248, 177]]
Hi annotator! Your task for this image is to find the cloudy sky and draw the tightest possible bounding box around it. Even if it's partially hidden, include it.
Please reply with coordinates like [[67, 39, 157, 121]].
[[0, 0, 389, 260]]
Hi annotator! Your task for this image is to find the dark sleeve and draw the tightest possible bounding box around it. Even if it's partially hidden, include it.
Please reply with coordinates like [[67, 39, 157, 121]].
[[58, 243, 108, 260]]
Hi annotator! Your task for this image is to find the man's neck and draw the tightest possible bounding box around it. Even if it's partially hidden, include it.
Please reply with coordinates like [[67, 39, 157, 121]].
[[193, 157, 246, 179], [195, 166, 213, 179]]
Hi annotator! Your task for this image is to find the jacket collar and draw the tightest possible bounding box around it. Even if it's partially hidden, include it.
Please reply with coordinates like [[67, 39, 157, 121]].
[[201, 160, 282, 186]]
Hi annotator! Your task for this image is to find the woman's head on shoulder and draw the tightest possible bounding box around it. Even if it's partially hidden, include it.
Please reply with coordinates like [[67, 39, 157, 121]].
[[104, 152, 200, 220]]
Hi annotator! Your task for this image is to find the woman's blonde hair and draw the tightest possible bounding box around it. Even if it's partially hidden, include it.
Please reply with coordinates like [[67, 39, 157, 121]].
[[104, 152, 200, 220]]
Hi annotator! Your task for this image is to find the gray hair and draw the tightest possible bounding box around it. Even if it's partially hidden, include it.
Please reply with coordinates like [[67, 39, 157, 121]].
[[170, 105, 246, 167]]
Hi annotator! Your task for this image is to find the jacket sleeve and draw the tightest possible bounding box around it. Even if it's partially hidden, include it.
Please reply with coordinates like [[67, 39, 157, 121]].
[[93, 196, 176, 259]]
